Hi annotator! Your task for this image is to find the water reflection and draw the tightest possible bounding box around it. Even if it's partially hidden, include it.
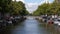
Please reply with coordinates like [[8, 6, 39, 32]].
[[1, 17, 60, 34], [24, 19, 39, 34], [11, 17, 40, 34]]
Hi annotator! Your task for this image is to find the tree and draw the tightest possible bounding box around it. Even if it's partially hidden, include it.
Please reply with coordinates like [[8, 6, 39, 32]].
[[33, 0, 60, 16], [0, 0, 29, 16], [0, 0, 12, 13], [10, 1, 29, 16]]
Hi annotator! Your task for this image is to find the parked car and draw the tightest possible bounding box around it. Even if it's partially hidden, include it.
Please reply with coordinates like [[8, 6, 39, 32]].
[[9, 16, 16, 24], [0, 19, 4, 28], [47, 19, 54, 24], [57, 17, 60, 21], [52, 18, 58, 25], [15, 16, 21, 20], [7, 20, 12, 25], [58, 23, 60, 27], [42, 16, 48, 22], [54, 20, 59, 25]]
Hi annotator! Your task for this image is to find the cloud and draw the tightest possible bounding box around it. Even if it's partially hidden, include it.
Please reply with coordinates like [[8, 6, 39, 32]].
[[13, 0, 54, 13], [19, 0, 25, 3], [26, 5, 38, 13], [25, 0, 46, 13], [12, 0, 25, 3], [25, 3, 39, 13]]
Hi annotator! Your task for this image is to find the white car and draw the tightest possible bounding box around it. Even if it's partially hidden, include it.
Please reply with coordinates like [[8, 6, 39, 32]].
[[8, 21, 12, 24], [15, 16, 21, 20], [58, 23, 60, 26], [54, 20, 59, 25]]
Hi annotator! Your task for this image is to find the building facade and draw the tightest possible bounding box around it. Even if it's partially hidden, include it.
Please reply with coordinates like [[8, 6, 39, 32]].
[[55, 0, 60, 3]]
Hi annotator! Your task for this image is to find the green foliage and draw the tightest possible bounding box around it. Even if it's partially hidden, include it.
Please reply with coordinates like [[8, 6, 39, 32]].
[[0, 0, 29, 16], [0, 0, 12, 13], [33, 1, 60, 16], [11, 1, 29, 16]]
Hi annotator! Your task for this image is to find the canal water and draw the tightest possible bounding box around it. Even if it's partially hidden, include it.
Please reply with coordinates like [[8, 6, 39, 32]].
[[1, 17, 60, 34]]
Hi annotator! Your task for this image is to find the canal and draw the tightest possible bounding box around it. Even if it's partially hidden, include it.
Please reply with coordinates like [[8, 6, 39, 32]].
[[1, 17, 60, 34]]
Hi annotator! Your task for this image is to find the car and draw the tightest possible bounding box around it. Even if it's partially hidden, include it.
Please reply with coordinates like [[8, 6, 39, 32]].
[[58, 23, 60, 27], [52, 18, 59, 25], [53, 18, 60, 26], [15, 16, 21, 20], [47, 19, 54, 24], [0, 20, 4, 28], [54, 20, 59, 25], [9, 16, 16, 24], [42, 16, 48, 22]]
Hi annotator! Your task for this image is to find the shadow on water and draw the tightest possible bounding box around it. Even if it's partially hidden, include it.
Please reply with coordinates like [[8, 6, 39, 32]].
[[39, 23, 60, 34], [0, 20, 25, 34], [0, 17, 60, 34], [0, 26, 12, 34]]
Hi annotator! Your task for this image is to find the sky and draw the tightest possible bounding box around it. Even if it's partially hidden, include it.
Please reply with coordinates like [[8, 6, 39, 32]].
[[13, 0, 54, 13]]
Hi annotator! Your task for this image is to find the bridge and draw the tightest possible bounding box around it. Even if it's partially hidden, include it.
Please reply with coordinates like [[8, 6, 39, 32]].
[[24, 16, 41, 19]]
